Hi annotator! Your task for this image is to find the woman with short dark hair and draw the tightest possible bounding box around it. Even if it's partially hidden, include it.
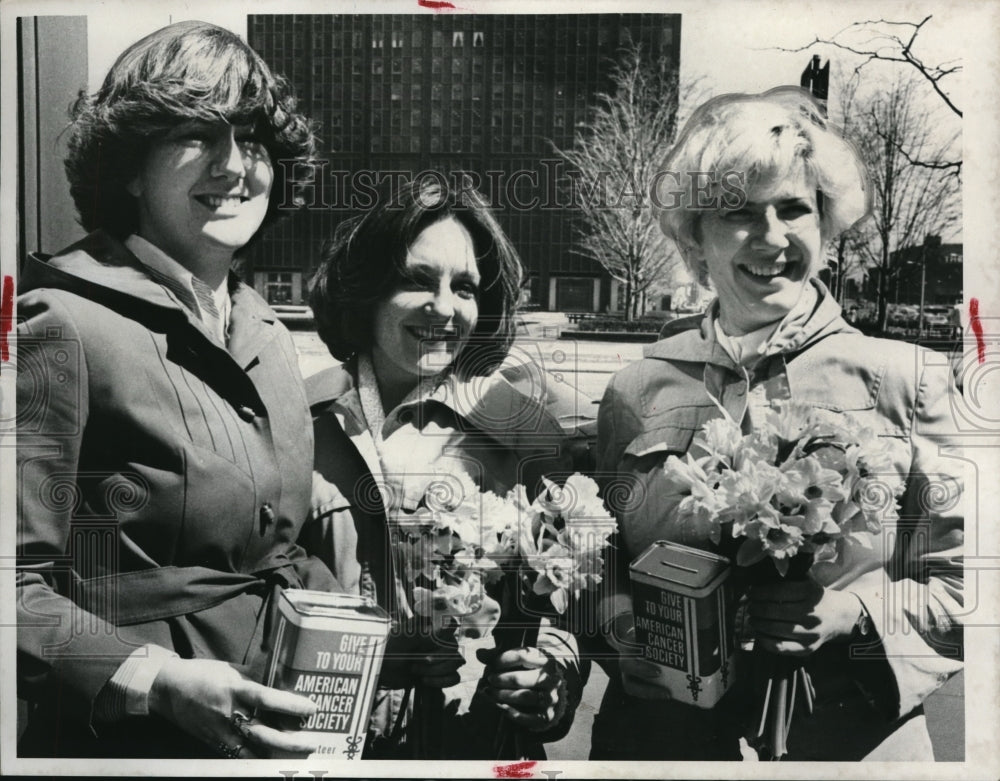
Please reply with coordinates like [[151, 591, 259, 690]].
[[17, 20, 333, 758], [304, 176, 587, 759], [310, 175, 521, 394]]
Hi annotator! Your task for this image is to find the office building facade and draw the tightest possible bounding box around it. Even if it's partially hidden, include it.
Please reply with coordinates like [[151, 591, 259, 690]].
[[246, 13, 681, 311]]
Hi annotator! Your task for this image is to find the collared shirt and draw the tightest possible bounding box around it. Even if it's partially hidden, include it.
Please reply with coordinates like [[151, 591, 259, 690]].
[[124, 234, 231, 344]]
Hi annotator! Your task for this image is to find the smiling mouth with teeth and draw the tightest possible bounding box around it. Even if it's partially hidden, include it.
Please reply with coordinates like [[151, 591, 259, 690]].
[[740, 260, 792, 279], [409, 326, 457, 342], [196, 194, 248, 209]]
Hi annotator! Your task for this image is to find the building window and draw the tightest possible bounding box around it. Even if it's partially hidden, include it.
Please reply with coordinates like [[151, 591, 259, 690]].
[[392, 58, 403, 74], [451, 83, 463, 100], [412, 29, 423, 47], [452, 31, 464, 47], [452, 58, 463, 75], [392, 30, 404, 48], [352, 31, 362, 48], [372, 59, 383, 75], [372, 35, 383, 48], [473, 31, 484, 47], [264, 272, 294, 305]]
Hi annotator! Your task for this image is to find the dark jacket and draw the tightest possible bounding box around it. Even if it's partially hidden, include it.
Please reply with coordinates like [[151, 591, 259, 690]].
[[593, 282, 964, 760], [16, 231, 336, 757], [302, 361, 589, 759]]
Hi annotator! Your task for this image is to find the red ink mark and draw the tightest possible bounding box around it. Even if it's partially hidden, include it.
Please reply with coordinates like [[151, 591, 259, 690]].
[[0, 275, 14, 364], [417, 0, 456, 9], [493, 761, 536, 779], [970, 298, 985, 364]]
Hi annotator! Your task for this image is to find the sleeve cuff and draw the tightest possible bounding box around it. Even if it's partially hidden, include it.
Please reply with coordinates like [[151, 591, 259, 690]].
[[93, 644, 179, 722]]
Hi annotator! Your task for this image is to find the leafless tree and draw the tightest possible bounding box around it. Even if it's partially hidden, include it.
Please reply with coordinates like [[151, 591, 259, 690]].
[[845, 74, 960, 331], [780, 15, 961, 176], [551, 43, 694, 320]]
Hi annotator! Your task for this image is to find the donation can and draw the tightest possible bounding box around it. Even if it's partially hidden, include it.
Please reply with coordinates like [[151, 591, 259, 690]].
[[628, 540, 736, 708], [264, 589, 390, 759]]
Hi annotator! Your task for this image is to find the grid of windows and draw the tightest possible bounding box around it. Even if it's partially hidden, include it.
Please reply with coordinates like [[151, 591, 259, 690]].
[[248, 14, 680, 307]]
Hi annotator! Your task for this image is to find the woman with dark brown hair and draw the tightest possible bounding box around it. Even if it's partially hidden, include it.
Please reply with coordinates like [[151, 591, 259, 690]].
[[305, 176, 588, 758], [16, 20, 335, 758]]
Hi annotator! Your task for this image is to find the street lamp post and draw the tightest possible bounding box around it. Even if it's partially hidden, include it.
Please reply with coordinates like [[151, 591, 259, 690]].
[[917, 243, 927, 340], [917, 234, 941, 340]]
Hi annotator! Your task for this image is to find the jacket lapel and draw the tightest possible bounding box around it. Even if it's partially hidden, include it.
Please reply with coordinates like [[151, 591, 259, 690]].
[[226, 277, 281, 371]]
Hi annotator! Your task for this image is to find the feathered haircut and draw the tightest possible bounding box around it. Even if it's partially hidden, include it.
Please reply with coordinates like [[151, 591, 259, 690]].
[[64, 20, 317, 241], [656, 87, 871, 286]]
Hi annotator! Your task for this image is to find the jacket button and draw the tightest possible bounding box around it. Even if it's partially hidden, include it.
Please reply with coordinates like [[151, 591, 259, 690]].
[[259, 502, 275, 536], [237, 405, 256, 422]]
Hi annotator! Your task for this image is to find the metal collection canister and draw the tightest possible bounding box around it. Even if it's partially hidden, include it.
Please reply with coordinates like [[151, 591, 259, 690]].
[[628, 540, 736, 708], [264, 589, 390, 759]]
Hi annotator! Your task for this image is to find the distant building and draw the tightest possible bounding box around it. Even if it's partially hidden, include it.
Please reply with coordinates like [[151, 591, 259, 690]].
[[889, 239, 963, 305], [246, 13, 681, 311]]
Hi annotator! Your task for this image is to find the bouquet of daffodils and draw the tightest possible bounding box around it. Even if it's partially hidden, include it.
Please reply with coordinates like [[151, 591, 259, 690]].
[[663, 401, 902, 575], [661, 401, 903, 758], [393, 471, 617, 637], [508, 473, 618, 615]]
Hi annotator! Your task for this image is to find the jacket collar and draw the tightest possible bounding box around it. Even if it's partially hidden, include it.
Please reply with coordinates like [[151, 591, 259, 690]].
[[643, 279, 855, 367], [306, 359, 564, 449], [22, 230, 279, 370]]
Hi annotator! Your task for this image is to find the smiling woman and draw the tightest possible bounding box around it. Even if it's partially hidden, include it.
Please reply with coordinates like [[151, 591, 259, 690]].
[[592, 88, 965, 762], [302, 177, 588, 759], [16, 20, 334, 759], [124, 121, 275, 287]]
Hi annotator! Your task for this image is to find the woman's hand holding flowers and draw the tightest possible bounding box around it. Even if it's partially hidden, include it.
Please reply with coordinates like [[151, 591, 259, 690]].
[[749, 580, 865, 656], [481, 647, 568, 732]]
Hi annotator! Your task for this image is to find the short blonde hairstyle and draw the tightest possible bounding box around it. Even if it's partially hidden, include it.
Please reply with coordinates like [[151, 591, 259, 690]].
[[656, 87, 871, 284]]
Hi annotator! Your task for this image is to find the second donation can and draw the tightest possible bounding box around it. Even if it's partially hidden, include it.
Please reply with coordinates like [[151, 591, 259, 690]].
[[628, 540, 736, 708], [264, 590, 390, 758]]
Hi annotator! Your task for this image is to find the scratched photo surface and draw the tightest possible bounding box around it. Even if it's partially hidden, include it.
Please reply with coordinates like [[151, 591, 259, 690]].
[[1, 0, 997, 778]]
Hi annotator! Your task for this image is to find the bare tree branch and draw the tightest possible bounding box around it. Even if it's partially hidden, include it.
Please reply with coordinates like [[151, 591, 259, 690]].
[[776, 15, 963, 118]]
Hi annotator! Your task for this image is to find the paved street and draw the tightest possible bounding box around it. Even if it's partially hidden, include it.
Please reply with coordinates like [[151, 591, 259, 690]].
[[291, 312, 964, 762]]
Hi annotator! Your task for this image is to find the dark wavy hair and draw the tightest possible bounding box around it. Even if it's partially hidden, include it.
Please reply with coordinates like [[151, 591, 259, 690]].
[[64, 20, 317, 240], [310, 176, 523, 380]]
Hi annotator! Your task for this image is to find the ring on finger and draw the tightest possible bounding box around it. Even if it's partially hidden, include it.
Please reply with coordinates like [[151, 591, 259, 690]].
[[216, 740, 243, 759], [230, 710, 253, 740]]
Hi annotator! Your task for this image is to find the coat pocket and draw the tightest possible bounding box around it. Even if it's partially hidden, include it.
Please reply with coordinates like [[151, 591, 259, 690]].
[[623, 406, 707, 459]]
